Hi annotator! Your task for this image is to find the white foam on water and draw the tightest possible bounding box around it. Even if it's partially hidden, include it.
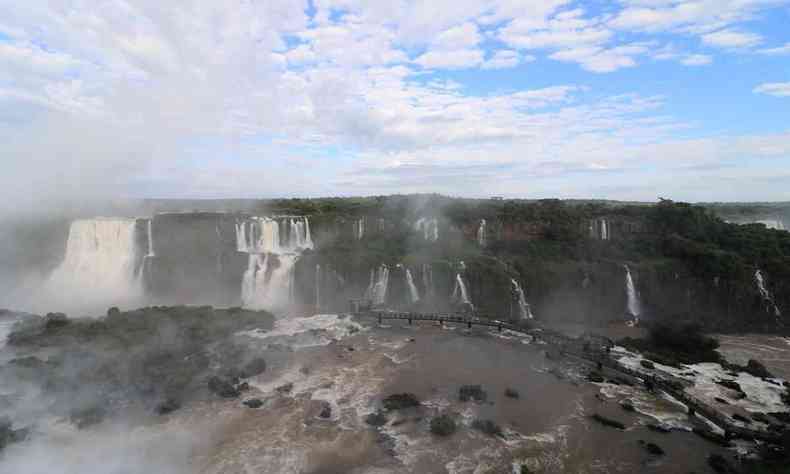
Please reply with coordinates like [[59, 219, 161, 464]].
[[243, 314, 364, 349]]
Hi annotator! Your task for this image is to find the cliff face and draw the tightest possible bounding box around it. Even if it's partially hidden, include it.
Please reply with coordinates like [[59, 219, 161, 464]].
[[3, 198, 788, 333]]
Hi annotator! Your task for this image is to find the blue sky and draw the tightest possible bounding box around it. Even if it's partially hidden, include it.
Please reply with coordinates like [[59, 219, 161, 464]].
[[1, 0, 789, 208]]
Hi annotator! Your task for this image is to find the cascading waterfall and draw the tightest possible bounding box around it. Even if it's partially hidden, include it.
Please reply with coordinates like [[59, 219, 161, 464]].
[[47, 218, 142, 305], [405, 267, 420, 303], [511, 279, 533, 320], [422, 263, 434, 299], [601, 219, 609, 240], [136, 218, 156, 287], [356, 218, 365, 240], [315, 264, 321, 309], [364, 265, 389, 306], [451, 273, 472, 308], [477, 219, 486, 247], [624, 265, 641, 323], [237, 216, 313, 310], [414, 217, 439, 242], [755, 270, 782, 319]]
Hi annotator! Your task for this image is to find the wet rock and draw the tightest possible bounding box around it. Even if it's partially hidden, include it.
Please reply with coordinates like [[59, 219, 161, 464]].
[[459, 385, 487, 402], [240, 358, 267, 378], [365, 411, 388, 427], [383, 393, 420, 411], [275, 383, 294, 394], [714, 397, 730, 405], [647, 423, 672, 433], [731, 413, 750, 423], [504, 388, 520, 399], [0, 417, 29, 452], [639, 440, 665, 456], [640, 360, 655, 370], [207, 375, 240, 398], [471, 419, 502, 437], [587, 372, 605, 383], [243, 398, 263, 408], [692, 428, 732, 447], [429, 414, 457, 436], [707, 454, 737, 474], [155, 397, 181, 415], [745, 359, 773, 379], [591, 413, 625, 430], [620, 401, 636, 412], [716, 379, 744, 394], [70, 405, 107, 429]]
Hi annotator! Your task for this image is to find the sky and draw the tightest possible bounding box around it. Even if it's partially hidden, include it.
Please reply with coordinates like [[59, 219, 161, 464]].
[[1, 0, 790, 208]]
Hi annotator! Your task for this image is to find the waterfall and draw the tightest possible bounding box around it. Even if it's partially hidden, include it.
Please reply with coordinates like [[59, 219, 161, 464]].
[[624, 265, 641, 323], [356, 218, 365, 240], [755, 270, 782, 319], [601, 219, 609, 240], [145, 219, 155, 257], [414, 217, 439, 242], [422, 263, 434, 299], [315, 264, 321, 309], [365, 265, 389, 306], [511, 279, 533, 320], [477, 219, 486, 247], [405, 268, 420, 303], [236, 215, 314, 311], [47, 218, 143, 306], [451, 273, 472, 308]]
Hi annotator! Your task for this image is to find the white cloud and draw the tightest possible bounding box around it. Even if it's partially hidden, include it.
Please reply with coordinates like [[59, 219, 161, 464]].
[[431, 22, 482, 50], [701, 29, 762, 49], [550, 44, 648, 73], [414, 49, 484, 69], [753, 82, 790, 97], [758, 42, 790, 55], [680, 54, 713, 65]]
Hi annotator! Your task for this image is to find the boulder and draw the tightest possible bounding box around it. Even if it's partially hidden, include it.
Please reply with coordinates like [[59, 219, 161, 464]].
[[459, 385, 487, 402], [708, 454, 737, 474], [640, 360, 655, 370], [591, 413, 625, 430], [207, 376, 240, 398], [745, 359, 774, 379], [364, 411, 388, 427], [471, 419, 502, 437], [639, 440, 665, 456], [692, 428, 732, 447], [429, 414, 457, 437], [243, 398, 263, 408], [714, 397, 730, 405], [587, 372, 605, 383], [620, 401, 636, 412], [240, 358, 267, 378], [383, 393, 420, 411], [716, 379, 744, 393], [731, 413, 750, 423]]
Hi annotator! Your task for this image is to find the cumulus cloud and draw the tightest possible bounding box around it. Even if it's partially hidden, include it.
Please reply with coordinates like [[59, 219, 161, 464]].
[[701, 29, 763, 49], [753, 82, 790, 97]]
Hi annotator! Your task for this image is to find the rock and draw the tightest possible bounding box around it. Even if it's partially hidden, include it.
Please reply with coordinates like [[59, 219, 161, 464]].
[[305, 400, 332, 419], [640, 360, 655, 370], [587, 372, 605, 383], [520, 466, 532, 474], [646, 423, 672, 433], [429, 414, 457, 436], [716, 379, 744, 393], [591, 413, 625, 430], [745, 359, 774, 379], [768, 412, 790, 423], [207, 376, 240, 398], [365, 411, 388, 427], [708, 454, 737, 474], [692, 428, 732, 447], [240, 358, 267, 378], [639, 440, 665, 456], [0, 417, 28, 452], [459, 385, 487, 402], [347, 346, 355, 352], [504, 388, 520, 399], [471, 419, 502, 437], [319, 402, 332, 419], [382, 393, 420, 411], [751, 412, 770, 423], [44, 312, 69, 330], [275, 383, 294, 394], [155, 397, 181, 415], [243, 398, 263, 408], [236, 382, 250, 392], [714, 397, 730, 405], [620, 401, 636, 412], [731, 413, 750, 423], [70, 405, 107, 429]]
